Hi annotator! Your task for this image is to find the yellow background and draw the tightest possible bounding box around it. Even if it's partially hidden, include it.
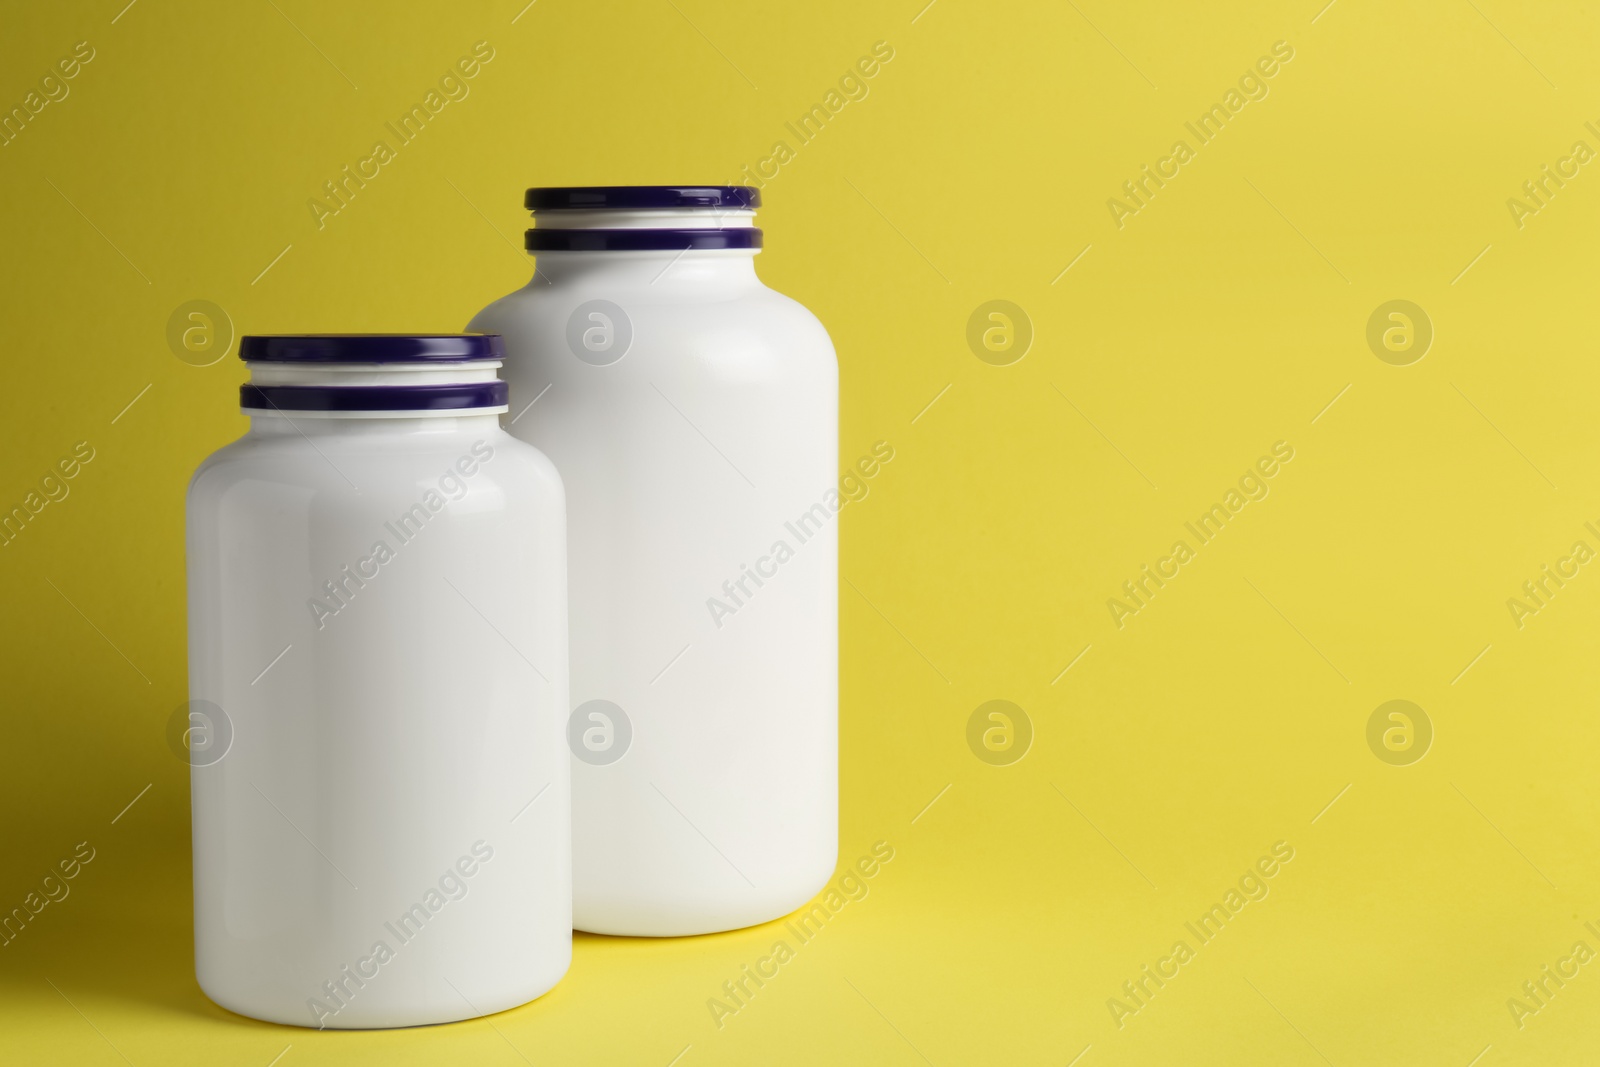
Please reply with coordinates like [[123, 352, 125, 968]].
[[3, 0, 1599, 1063]]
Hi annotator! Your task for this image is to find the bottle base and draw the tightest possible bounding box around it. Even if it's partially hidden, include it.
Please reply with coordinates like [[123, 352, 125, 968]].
[[197, 960, 569, 1030], [574, 867, 834, 937]]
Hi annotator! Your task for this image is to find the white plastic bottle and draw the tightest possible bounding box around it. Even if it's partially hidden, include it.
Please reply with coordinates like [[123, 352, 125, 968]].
[[470, 186, 839, 936], [185, 334, 569, 1027]]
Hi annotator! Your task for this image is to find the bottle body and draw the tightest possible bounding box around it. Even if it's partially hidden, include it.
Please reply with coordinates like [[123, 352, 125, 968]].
[[186, 410, 569, 1027], [473, 245, 839, 935]]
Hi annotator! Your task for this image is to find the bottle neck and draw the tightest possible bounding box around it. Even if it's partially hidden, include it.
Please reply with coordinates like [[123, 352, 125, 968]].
[[526, 204, 761, 287], [533, 206, 756, 230], [529, 249, 760, 287], [247, 361, 502, 386], [248, 413, 503, 436], [240, 359, 509, 425]]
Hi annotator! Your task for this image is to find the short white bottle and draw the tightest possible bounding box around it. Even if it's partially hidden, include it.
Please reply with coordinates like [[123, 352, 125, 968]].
[[470, 187, 839, 936], [185, 334, 570, 1027]]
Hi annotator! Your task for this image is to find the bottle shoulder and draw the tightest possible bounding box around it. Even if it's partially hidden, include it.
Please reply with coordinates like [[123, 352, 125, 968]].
[[187, 426, 562, 509], [469, 275, 836, 362]]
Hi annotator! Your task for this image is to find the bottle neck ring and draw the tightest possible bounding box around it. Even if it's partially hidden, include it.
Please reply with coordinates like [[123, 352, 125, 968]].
[[525, 197, 762, 253], [240, 358, 508, 419]]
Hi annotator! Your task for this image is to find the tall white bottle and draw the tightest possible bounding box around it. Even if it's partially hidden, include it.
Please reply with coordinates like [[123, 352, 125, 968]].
[[470, 187, 838, 935]]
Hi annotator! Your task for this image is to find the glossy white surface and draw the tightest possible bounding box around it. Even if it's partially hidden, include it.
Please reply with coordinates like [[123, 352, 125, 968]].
[[472, 240, 839, 936], [186, 406, 570, 1027]]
